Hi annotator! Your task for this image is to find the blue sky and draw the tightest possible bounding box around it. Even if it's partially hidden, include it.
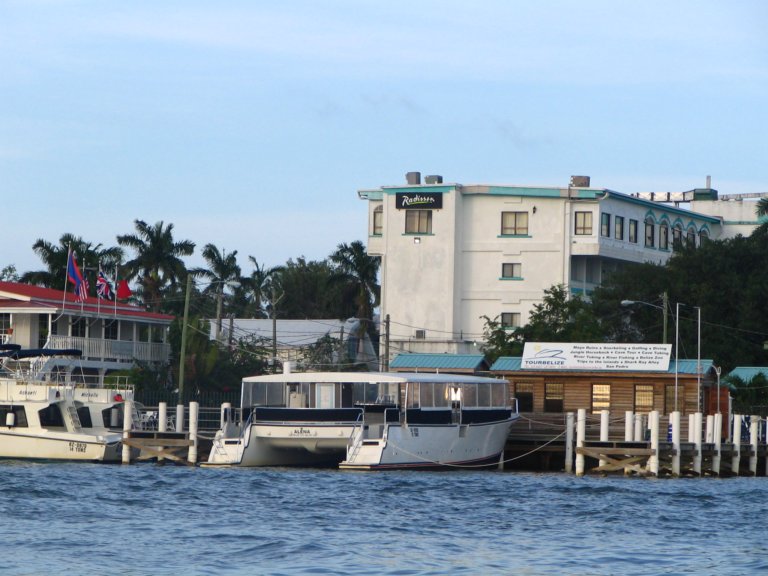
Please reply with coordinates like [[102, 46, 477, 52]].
[[2, 1, 766, 275]]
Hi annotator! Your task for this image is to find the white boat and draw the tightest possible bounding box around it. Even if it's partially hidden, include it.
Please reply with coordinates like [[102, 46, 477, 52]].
[[339, 372, 518, 470], [206, 370, 517, 469], [0, 346, 126, 462]]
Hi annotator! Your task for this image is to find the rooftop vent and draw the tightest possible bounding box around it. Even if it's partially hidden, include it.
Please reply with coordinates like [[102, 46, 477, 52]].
[[406, 171, 421, 185], [570, 175, 591, 188], [424, 175, 443, 184]]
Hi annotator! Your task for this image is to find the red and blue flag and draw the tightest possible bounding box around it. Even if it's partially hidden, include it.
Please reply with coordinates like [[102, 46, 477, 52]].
[[96, 268, 114, 300], [67, 250, 89, 302]]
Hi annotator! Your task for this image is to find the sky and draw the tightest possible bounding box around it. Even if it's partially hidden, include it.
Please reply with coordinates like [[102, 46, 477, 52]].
[[2, 1, 766, 276]]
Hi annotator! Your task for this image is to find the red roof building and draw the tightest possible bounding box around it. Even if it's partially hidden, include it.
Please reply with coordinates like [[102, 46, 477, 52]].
[[0, 281, 174, 383]]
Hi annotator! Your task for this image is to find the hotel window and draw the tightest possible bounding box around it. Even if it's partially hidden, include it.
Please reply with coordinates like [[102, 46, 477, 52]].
[[591, 384, 611, 413], [501, 211, 528, 235], [600, 213, 611, 237], [575, 212, 592, 235], [372, 206, 383, 236], [673, 224, 683, 247], [644, 218, 655, 248], [544, 382, 564, 412], [513, 381, 534, 412], [405, 210, 432, 234], [659, 223, 670, 250], [501, 263, 522, 279], [634, 384, 654, 413], [501, 312, 521, 328], [686, 228, 696, 247], [615, 216, 625, 240], [699, 229, 709, 244], [629, 219, 638, 243]]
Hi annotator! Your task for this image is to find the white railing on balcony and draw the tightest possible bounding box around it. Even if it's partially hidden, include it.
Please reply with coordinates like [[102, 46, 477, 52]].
[[47, 335, 170, 364]]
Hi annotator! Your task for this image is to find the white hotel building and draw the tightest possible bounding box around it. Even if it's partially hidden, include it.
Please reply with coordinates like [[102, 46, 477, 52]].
[[359, 173, 763, 361]]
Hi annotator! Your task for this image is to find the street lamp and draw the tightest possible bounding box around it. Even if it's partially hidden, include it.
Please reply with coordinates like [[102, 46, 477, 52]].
[[621, 294, 669, 344]]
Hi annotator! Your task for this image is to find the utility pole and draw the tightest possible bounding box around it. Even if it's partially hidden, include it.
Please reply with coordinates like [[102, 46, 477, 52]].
[[269, 284, 284, 373], [383, 314, 390, 372], [662, 291, 669, 345], [178, 274, 192, 404]]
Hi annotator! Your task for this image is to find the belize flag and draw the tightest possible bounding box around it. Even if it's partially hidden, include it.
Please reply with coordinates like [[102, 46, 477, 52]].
[[96, 268, 114, 300], [67, 250, 89, 302]]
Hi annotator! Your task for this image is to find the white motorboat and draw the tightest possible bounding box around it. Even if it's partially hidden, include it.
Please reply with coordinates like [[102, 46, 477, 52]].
[[0, 346, 125, 462], [339, 372, 517, 470], [206, 369, 517, 469]]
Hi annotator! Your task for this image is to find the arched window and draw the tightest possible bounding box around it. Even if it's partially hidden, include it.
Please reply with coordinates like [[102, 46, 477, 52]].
[[659, 222, 670, 250], [686, 227, 696, 247], [672, 224, 683, 249], [372, 206, 383, 236], [699, 229, 709, 244], [644, 217, 655, 248]]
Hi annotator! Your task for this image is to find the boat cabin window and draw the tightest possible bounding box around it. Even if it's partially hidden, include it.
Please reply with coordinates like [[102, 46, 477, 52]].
[[0, 405, 28, 427], [77, 406, 94, 428], [38, 404, 66, 428], [461, 384, 477, 406], [242, 381, 286, 407], [476, 383, 491, 407], [351, 382, 398, 405]]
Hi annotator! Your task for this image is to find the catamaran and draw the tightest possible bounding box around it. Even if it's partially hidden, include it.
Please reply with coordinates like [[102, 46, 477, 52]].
[[206, 368, 518, 469]]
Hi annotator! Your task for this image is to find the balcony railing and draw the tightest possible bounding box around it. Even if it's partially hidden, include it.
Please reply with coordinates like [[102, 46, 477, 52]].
[[47, 335, 171, 364]]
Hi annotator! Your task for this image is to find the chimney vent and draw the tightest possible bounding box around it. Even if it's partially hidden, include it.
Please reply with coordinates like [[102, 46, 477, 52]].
[[424, 175, 443, 184], [406, 171, 421, 185], [570, 175, 591, 188]]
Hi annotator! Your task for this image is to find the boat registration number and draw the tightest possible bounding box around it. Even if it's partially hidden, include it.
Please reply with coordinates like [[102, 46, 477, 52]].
[[68, 442, 87, 453]]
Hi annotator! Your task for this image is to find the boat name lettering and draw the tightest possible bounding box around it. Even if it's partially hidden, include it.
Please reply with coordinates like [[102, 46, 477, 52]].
[[68, 442, 87, 453], [80, 392, 99, 398], [290, 427, 316, 437]]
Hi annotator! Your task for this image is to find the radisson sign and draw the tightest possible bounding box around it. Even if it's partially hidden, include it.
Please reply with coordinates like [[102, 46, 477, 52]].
[[395, 192, 443, 210]]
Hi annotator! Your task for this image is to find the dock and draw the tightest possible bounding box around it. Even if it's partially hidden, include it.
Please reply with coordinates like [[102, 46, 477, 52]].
[[504, 409, 768, 477]]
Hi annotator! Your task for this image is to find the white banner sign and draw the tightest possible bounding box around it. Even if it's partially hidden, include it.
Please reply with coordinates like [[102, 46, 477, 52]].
[[521, 342, 672, 371]]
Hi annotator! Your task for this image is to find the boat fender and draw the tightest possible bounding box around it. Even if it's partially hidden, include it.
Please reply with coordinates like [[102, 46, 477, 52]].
[[5, 412, 15, 427]]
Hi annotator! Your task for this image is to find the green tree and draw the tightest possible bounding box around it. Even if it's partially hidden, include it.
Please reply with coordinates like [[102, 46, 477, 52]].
[[20, 234, 123, 291], [274, 257, 350, 319], [192, 244, 242, 336], [756, 197, 768, 219], [479, 315, 524, 364], [233, 257, 283, 318], [0, 265, 19, 281], [727, 373, 768, 416], [117, 220, 195, 312], [522, 284, 603, 343], [329, 240, 381, 322]]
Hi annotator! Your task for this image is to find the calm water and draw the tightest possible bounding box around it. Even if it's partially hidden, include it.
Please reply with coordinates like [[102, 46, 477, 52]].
[[1, 463, 767, 575]]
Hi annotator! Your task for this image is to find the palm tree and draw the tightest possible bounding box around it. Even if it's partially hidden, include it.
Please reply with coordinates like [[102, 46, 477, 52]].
[[239, 257, 283, 318], [191, 244, 242, 337], [329, 240, 380, 323], [757, 197, 768, 219], [117, 220, 195, 312], [20, 233, 123, 291]]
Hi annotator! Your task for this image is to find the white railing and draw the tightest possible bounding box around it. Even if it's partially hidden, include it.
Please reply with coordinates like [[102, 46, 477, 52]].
[[47, 335, 170, 364]]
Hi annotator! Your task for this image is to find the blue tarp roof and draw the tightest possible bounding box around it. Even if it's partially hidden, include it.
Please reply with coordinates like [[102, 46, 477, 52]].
[[390, 353, 487, 370], [490, 357, 714, 374]]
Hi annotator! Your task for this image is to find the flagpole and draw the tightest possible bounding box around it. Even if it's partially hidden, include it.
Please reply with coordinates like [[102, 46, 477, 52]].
[[114, 265, 118, 317], [62, 245, 71, 311], [97, 261, 101, 318]]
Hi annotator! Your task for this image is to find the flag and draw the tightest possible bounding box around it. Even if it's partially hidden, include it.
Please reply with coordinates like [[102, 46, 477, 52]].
[[67, 250, 89, 302], [96, 268, 114, 300], [116, 279, 133, 300]]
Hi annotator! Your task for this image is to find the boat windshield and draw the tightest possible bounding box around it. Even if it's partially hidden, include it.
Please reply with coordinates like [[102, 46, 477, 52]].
[[241, 379, 399, 408], [409, 380, 508, 409]]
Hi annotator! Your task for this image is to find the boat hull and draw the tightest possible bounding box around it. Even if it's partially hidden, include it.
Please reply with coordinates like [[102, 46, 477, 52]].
[[205, 422, 357, 467], [339, 416, 517, 471], [0, 430, 123, 462]]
